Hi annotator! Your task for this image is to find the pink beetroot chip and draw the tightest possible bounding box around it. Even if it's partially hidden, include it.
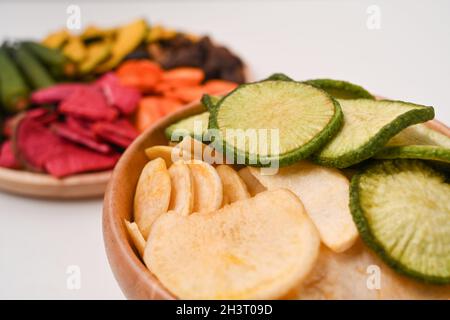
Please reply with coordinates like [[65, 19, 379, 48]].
[[15, 116, 66, 171], [14, 112, 121, 177], [25, 107, 58, 125], [45, 144, 120, 178], [96, 73, 141, 115], [0, 140, 20, 169], [31, 83, 87, 104], [3, 116, 17, 138], [92, 118, 138, 148], [59, 86, 118, 121], [52, 123, 112, 154], [65, 116, 96, 139]]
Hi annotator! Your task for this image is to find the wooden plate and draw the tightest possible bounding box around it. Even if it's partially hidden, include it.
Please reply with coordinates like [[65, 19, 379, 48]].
[[0, 168, 111, 199], [102, 101, 450, 299]]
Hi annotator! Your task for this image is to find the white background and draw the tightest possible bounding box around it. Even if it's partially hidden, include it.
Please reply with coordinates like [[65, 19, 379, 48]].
[[1, 0, 449, 299]]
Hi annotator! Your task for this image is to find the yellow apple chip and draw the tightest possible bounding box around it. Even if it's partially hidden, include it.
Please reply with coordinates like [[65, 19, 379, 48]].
[[176, 136, 223, 164], [249, 161, 358, 253], [124, 220, 146, 257], [216, 165, 250, 205], [144, 145, 187, 167], [296, 240, 450, 300], [144, 189, 320, 299], [134, 158, 171, 239], [238, 167, 267, 196], [168, 161, 194, 216], [186, 160, 223, 213]]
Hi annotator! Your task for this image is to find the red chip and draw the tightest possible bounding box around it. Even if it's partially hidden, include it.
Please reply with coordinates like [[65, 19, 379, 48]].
[[15, 117, 65, 171], [59, 86, 118, 121], [96, 73, 141, 115], [92, 119, 138, 148], [44, 144, 120, 178], [0, 140, 20, 169], [52, 123, 112, 154], [31, 83, 87, 104]]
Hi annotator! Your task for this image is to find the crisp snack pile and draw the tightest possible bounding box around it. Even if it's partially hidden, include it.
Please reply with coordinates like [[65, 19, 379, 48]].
[[125, 75, 450, 299]]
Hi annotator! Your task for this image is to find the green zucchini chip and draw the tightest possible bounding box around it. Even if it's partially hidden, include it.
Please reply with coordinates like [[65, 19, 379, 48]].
[[376, 145, 450, 164], [263, 73, 293, 82], [209, 80, 343, 167], [165, 111, 210, 142], [200, 94, 221, 112], [350, 159, 450, 284], [385, 123, 450, 148], [304, 79, 374, 100], [313, 99, 435, 168], [375, 123, 450, 164]]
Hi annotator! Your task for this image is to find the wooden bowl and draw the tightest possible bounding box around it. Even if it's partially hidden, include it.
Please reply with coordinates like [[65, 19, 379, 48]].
[[102, 101, 450, 299], [103, 101, 203, 299]]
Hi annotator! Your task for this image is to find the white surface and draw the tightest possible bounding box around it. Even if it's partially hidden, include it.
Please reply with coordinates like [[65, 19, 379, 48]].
[[1, 0, 449, 299]]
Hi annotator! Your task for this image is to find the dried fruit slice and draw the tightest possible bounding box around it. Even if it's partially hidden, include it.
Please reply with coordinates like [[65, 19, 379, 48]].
[[296, 240, 450, 299], [44, 144, 120, 178], [14, 116, 64, 171], [209, 80, 343, 167], [92, 119, 138, 148], [238, 167, 266, 196], [30, 83, 86, 104], [0, 140, 20, 169], [144, 145, 187, 167], [375, 123, 450, 164], [313, 99, 435, 168], [59, 86, 118, 121], [134, 158, 171, 239], [376, 145, 450, 165], [176, 136, 223, 164], [144, 189, 320, 299], [200, 94, 220, 112], [350, 159, 450, 284], [168, 161, 194, 216], [263, 73, 293, 82], [124, 220, 146, 257], [249, 161, 357, 253], [304, 79, 374, 100], [384, 123, 450, 148], [51, 123, 111, 154], [216, 165, 250, 205], [164, 112, 209, 142], [95, 72, 141, 115], [186, 160, 223, 213]]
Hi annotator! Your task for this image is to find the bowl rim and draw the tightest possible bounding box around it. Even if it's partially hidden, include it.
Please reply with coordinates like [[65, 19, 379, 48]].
[[102, 99, 450, 300], [103, 101, 205, 299]]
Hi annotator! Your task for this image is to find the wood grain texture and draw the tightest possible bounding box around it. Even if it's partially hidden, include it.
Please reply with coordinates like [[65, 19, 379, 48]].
[[102, 100, 450, 300], [0, 168, 112, 199]]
